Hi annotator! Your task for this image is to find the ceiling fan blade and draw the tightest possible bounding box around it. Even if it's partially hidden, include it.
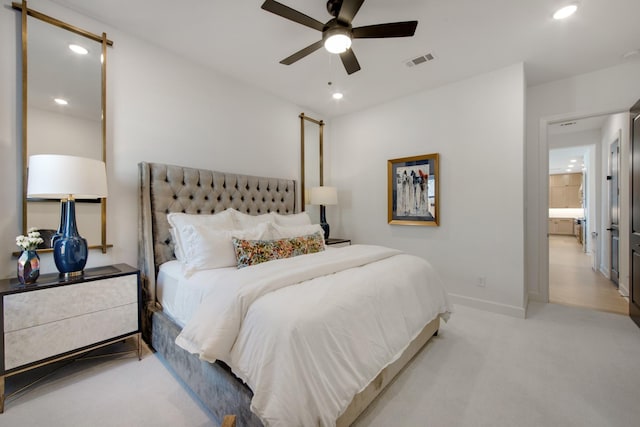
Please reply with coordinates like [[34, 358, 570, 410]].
[[280, 40, 324, 65], [337, 0, 365, 24], [353, 21, 418, 38], [340, 49, 361, 75], [261, 0, 325, 32]]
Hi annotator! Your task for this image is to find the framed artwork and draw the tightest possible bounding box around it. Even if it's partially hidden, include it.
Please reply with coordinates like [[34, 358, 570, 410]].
[[388, 153, 439, 226]]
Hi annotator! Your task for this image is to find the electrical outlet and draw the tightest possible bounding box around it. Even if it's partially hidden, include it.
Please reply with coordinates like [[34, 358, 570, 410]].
[[477, 276, 486, 287]]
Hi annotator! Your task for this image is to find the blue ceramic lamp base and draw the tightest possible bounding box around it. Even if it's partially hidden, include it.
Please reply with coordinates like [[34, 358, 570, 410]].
[[320, 205, 330, 240], [53, 199, 88, 278]]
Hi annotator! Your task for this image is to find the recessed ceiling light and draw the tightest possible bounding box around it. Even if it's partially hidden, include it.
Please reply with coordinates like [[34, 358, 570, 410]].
[[566, 169, 572, 172], [54, 98, 68, 105], [553, 4, 578, 20], [69, 44, 88, 55], [332, 92, 344, 100], [568, 164, 575, 168], [570, 159, 577, 163]]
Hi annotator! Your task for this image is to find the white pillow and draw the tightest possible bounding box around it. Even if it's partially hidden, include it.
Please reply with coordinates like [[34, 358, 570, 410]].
[[230, 209, 274, 229], [167, 209, 236, 261], [180, 222, 271, 276], [271, 211, 312, 227], [269, 222, 325, 242]]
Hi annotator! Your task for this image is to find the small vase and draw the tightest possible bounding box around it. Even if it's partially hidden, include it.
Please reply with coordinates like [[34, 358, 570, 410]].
[[17, 250, 40, 285]]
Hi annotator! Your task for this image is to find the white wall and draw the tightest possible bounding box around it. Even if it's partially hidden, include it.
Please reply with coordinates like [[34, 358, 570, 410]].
[[0, 2, 22, 274], [600, 113, 630, 296], [585, 143, 598, 258], [526, 61, 640, 301], [327, 63, 526, 317], [0, 0, 304, 277]]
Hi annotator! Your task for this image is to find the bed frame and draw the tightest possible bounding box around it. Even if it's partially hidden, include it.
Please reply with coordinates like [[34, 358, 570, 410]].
[[138, 162, 440, 426]]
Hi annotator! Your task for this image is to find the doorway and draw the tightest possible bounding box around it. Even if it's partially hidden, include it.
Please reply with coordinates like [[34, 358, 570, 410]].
[[546, 114, 629, 315]]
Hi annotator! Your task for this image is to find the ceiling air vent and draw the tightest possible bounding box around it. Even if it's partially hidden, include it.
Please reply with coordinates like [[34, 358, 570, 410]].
[[559, 121, 577, 127], [405, 53, 435, 67]]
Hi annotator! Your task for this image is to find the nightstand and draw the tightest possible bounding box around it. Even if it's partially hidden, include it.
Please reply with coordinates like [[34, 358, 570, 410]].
[[0, 264, 141, 413], [325, 238, 351, 248]]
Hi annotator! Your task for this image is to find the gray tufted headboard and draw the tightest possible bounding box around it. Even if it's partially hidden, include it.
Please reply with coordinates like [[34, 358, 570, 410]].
[[138, 162, 296, 310]]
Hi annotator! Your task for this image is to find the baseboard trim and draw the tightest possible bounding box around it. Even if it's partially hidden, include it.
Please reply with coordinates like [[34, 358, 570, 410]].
[[448, 293, 527, 319], [528, 291, 547, 303], [619, 283, 630, 298]]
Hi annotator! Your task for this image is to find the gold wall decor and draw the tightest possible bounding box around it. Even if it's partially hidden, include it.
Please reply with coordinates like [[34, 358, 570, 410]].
[[299, 113, 324, 214], [12, 1, 113, 253], [388, 153, 440, 226]]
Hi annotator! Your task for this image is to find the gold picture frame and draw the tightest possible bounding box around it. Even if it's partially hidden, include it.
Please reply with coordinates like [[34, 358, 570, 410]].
[[388, 153, 439, 226]]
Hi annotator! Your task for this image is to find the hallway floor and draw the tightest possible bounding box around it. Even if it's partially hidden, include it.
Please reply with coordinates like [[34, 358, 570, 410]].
[[549, 235, 628, 315]]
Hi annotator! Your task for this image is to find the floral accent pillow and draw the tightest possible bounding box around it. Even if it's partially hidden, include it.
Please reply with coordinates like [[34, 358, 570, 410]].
[[232, 231, 325, 268]]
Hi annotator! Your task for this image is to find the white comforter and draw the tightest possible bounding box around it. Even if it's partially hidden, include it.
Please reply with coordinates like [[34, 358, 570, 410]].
[[176, 244, 451, 427]]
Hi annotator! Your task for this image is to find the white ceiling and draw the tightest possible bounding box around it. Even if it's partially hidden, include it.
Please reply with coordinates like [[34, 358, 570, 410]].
[[549, 145, 587, 175], [48, 0, 640, 118]]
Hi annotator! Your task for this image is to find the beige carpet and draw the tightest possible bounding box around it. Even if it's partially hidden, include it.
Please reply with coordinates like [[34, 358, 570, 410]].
[[3, 340, 213, 427], [3, 302, 640, 427]]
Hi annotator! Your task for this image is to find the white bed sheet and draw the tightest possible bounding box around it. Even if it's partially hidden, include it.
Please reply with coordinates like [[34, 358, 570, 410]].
[[157, 260, 236, 327], [157, 248, 343, 326]]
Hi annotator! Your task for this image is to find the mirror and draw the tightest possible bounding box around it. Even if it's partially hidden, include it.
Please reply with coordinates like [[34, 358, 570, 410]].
[[300, 113, 324, 223], [14, 1, 112, 252]]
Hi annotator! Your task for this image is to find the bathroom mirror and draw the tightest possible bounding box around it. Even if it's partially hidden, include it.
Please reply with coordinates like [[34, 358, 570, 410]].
[[300, 113, 324, 222], [14, 1, 113, 252]]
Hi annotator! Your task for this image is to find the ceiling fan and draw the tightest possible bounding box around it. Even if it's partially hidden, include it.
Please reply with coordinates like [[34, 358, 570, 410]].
[[261, 0, 418, 75]]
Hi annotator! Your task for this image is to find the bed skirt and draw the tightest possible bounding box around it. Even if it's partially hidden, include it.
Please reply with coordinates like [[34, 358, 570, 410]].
[[150, 308, 263, 426]]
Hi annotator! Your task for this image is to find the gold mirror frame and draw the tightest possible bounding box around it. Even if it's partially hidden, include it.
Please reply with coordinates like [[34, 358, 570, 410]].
[[13, 1, 113, 253], [299, 113, 324, 212]]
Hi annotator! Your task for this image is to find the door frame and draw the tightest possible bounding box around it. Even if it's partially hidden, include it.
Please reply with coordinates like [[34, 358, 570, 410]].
[[629, 100, 640, 326], [537, 109, 625, 303], [608, 136, 620, 286]]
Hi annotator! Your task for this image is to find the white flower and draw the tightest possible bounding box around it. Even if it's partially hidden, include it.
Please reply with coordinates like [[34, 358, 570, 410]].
[[15, 229, 44, 250]]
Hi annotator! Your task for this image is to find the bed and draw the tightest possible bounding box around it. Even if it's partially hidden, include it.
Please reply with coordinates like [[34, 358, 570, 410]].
[[138, 162, 451, 426]]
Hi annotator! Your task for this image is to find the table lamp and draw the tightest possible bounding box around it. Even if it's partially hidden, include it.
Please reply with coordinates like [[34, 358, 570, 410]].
[[27, 154, 108, 278], [310, 186, 338, 240]]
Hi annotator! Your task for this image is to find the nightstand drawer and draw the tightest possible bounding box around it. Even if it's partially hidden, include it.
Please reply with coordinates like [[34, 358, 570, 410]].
[[4, 275, 137, 332], [0, 264, 141, 413], [4, 303, 138, 370], [325, 238, 351, 248]]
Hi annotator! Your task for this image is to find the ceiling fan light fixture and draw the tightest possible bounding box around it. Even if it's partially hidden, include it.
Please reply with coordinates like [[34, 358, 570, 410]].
[[324, 27, 352, 54], [262, 0, 418, 74]]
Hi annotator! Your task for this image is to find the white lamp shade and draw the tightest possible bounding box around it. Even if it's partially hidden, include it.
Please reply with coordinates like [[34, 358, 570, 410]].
[[309, 186, 338, 206], [27, 154, 108, 199]]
